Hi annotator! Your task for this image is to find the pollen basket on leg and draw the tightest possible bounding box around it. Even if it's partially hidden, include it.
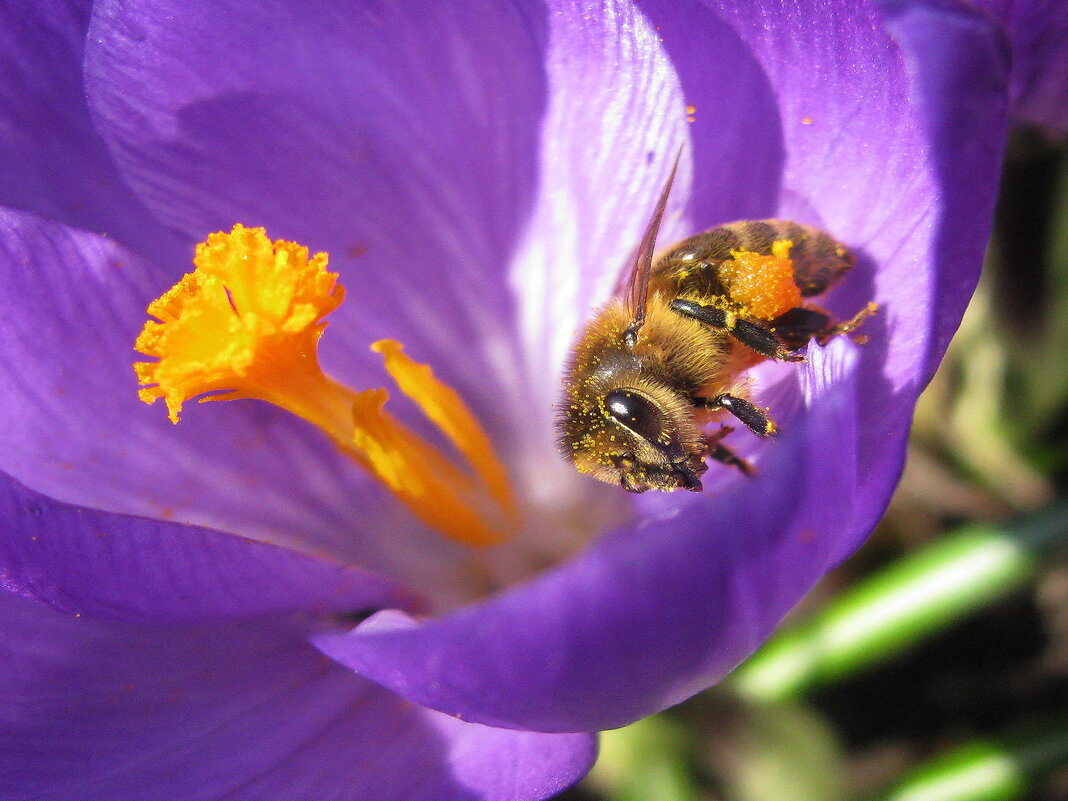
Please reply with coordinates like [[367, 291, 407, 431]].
[[133, 224, 513, 547], [720, 239, 802, 320]]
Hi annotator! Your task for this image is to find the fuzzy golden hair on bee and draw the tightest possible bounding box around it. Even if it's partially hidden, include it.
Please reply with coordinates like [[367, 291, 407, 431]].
[[556, 153, 875, 493], [556, 296, 724, 491]]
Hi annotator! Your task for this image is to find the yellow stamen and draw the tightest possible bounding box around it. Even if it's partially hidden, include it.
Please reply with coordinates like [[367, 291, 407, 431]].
[[134, 225, 514, 547], [720, 239, 802, 320], [372, 340, 517, 522]]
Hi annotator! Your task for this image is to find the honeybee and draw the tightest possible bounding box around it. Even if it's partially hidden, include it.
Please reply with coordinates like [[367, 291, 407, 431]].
[[557, 157, 875, 493]]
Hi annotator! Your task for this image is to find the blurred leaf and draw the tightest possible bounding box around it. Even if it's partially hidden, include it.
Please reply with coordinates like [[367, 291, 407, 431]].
[[872, 720, 1068, 801], [944, 285, 1052, 507], [587, 715, 699, 801], [721, 699, 846, 801], [729, 503, 1068, 701]]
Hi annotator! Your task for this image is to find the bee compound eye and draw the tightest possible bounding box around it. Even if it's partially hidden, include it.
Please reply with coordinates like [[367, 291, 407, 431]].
[[604, 390, 664, 443]]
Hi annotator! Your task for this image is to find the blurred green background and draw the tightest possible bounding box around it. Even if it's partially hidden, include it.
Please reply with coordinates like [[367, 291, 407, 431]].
[[562, 129, 1068, 801]]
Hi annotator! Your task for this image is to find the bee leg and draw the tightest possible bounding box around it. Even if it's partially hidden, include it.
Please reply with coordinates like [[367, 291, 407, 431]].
[[816, 302, 878, 345], [771, 303, 878, 349], [698, 393, 778, 438], [703, 429, 754, 476], [669, 298, 805, 362], [768, 307, 831, 351], [704, 423, 735, 443]]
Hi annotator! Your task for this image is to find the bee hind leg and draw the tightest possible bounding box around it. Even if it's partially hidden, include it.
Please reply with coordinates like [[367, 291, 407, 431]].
[[768, 307, 831, 351], [770, 303, 877, 349], [817, 302, 878, 345]]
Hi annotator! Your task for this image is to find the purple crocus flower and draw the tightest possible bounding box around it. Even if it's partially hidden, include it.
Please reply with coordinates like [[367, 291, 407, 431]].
[[0, 0, 1058, 798]]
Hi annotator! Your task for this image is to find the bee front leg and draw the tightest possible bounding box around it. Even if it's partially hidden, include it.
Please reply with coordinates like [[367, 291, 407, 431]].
[[714, 394, 779, 438], [695, 393, 778, 438], [669, 299, 805, 362], [703, 426, 754, 476]]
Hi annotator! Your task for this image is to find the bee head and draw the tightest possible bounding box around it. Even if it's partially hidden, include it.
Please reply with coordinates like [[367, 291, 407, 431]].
[[559, 378, 707, 493]]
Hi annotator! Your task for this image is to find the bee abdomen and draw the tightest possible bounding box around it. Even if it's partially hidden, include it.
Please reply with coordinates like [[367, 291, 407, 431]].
[[760, 220, 855, 297], [653, 219, 854, 299]]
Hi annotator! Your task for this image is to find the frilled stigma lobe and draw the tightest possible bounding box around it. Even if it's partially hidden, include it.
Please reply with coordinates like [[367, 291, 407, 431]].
[[135, 225, 515, 547]]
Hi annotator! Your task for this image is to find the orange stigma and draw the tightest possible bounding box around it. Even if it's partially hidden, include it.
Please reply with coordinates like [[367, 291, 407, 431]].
[[134, 225, 516, 547]]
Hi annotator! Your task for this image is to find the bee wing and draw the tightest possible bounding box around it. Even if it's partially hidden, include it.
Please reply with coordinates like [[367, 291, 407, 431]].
[[627, 150, 682, 326]]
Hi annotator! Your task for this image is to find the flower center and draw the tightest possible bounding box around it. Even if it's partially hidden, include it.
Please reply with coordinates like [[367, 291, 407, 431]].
[[720, 239, 802, 320], [134, 224, 516, 547]]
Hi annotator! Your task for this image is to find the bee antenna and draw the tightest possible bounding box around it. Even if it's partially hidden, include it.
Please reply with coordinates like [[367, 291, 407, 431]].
[[625, 146, 683, 346]]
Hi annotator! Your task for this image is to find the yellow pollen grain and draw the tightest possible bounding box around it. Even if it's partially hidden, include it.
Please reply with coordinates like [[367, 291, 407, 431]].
[[720, 239, 802, 320], [134, 224, 513, 548]]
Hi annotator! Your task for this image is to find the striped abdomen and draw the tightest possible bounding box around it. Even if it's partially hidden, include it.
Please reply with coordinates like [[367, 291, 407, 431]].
[[651, 219, 855, 301]]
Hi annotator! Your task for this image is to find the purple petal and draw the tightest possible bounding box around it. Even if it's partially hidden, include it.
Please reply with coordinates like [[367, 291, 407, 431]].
[[0, 0, 186, 266], [488, 0, 788, 502], [506, 2, 691, 421], [504, 0, 1003, 496], [0, 208, 477, 598], [975, 0, 1068, 132], [318, 0, 1009, 732], [877, 0, 1009, 374], [0, 470, 419, 623], [0, 590, 596, 801], [319, 341, 862, 732], [84, 0, 549, 434]]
